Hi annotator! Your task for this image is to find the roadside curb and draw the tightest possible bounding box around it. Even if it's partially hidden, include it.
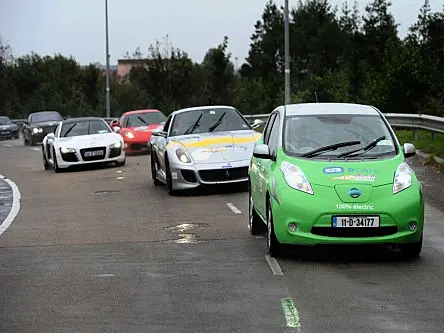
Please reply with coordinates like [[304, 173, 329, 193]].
[[417, 150, 444, 165]]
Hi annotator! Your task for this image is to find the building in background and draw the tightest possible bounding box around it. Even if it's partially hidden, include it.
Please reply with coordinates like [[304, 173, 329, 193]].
[[117, 59, 150, 80]]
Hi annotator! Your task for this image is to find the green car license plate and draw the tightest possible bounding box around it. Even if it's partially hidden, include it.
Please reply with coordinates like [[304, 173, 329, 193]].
[[332, 216, 380, 227]]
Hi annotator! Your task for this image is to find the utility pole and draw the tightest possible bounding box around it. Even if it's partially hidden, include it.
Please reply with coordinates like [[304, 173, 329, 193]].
[[105, 0, 111, 118], [284, 0, 291, 105]]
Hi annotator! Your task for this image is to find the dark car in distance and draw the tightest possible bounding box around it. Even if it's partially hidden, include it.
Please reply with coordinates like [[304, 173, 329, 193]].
[[0, 116, 19, 140], [23, 111, 63, 146]]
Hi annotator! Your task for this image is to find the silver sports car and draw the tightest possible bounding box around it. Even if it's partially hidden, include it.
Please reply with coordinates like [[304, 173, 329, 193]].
[[150, 105, 264, 194]]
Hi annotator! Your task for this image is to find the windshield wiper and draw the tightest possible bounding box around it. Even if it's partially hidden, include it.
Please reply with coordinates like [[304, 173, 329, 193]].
[[208, 112, 226, 132], [137, 116, 148, 125], [301, 140, 361, 158], [184, 113, 203, 135], [337, 136, 386, 158], [63, 123, 77, 137]]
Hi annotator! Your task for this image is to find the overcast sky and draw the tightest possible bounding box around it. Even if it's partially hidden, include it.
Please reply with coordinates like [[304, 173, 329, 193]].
[[0, 0, 441, 65]]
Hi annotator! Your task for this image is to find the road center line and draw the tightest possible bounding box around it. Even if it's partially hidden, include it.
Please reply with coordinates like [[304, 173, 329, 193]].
[[265, 255, 283, 275], [95, 274, 115, 277], [281, 297, 302, 330], [226, 202, 242, 214], [0, 175, 21, 237]]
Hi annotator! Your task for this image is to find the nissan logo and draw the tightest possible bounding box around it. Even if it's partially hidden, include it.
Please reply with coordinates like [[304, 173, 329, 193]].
[[348, 188, 361, 198]]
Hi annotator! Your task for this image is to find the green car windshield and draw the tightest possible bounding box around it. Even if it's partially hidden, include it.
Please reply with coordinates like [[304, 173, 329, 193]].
[[283, 114, 397, 159]]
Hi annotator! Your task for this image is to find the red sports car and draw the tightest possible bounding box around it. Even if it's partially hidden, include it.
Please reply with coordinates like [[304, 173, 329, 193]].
[[112, 109, 166, 153]]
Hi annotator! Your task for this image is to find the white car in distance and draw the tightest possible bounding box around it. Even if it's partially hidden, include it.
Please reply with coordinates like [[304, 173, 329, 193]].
[[41, 117, 125, 172]]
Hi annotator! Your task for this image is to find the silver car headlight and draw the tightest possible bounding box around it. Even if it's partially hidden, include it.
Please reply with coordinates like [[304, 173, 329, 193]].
[[175, 147, 192, 163], [60, 147, 75, 154], [393, 162, 412, 194]]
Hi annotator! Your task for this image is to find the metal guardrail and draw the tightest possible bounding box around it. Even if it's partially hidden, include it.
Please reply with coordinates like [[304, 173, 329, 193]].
[[10, 113, 444, 135], [243, 113, 444, 137]]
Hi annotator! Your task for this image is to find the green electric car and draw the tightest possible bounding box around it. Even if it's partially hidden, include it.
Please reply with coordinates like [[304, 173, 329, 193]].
[[248, 103, 424, 258]]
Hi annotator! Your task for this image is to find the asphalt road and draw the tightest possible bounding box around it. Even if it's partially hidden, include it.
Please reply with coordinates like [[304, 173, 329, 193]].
[[0, 177, 13, 224], [1, 137, 444, 332]]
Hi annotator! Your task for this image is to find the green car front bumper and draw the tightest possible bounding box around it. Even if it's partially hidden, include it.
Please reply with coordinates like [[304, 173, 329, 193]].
[[271, 182, 424, 246]]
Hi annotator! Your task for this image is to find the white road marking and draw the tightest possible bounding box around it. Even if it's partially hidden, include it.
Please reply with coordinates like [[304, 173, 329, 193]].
[[116, 170, 123, 173], [95, 273, 115, 277], [265, 255, 283, 275], [0, 175, 21, 237], [116, 176, 125, 180], [29, 147, 39, 151], [281, 298, 302, 330], [226, 202, 242, 214]]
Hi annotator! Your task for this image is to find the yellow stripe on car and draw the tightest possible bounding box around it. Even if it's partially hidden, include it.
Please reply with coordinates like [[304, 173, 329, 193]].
[[182, 135, 259, 148]]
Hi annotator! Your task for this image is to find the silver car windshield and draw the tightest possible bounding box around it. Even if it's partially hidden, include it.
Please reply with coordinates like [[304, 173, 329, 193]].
[[169, 108, 251, 136], [60, 120, 111, 137], [283, 114, 396, 158]]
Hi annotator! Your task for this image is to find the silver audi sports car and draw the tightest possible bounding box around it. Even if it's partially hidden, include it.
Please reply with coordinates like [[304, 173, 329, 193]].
[[150, 105, 264, 194]]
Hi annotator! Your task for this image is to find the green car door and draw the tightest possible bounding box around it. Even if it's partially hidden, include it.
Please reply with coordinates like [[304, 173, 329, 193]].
[[249, 111, 280, 222]]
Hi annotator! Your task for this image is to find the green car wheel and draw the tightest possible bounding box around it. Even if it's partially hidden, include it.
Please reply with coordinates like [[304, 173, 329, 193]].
[[267, 200, 283, 257], [248, 183, 264, 235]]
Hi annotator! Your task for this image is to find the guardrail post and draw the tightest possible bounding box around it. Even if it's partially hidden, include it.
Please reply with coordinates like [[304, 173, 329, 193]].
[[412, 129, 417, 141], [432, 132, 435, 141]]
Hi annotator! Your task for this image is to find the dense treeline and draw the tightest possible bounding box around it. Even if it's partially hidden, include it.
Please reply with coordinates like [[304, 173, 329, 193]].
[[0, 0, 443, 119]]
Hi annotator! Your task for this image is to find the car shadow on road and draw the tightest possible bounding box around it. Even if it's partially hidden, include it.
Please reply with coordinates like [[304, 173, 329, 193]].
[[276, 243, 423, 264], [169, 182, 249, 197], [55, 162, 122, 173]]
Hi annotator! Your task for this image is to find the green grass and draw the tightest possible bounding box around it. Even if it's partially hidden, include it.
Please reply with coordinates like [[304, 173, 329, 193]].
[[395, 129, 444, 159]]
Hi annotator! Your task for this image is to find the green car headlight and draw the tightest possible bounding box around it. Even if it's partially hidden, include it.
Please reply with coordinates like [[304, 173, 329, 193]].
[[280, 161, 313, 195], [175, 147, 192, 163], [393, 162, 412, 194]]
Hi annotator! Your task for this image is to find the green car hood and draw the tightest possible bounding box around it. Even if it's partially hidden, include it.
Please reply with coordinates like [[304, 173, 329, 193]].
[[282, 152, 406, 189]]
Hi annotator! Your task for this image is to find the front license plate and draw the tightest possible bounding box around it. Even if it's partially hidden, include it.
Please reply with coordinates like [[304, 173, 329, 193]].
[[0, 131, 9, 135], [332, 216, 380, 227], [84, 150, 104, 157]]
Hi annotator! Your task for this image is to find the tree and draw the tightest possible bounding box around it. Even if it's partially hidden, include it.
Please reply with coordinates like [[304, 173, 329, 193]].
[[0, 35, 14, 116], [201, 36, 235, 105]]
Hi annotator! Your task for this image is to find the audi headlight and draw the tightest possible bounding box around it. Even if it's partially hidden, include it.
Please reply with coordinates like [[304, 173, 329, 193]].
[[60, 147, 75, 154], [125, 132, 134, 139], [393, 162, 412, 194], [280, 161, 313, 195], [110, 141, 122, 148], [175, 147, 191, 163]]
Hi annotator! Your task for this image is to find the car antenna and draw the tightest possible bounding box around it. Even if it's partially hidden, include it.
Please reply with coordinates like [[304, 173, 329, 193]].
[[314, 91, 319, 103]]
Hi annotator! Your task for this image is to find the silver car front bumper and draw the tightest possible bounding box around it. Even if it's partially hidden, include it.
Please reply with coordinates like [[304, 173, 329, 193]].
[[169, 159, 250, 190]]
